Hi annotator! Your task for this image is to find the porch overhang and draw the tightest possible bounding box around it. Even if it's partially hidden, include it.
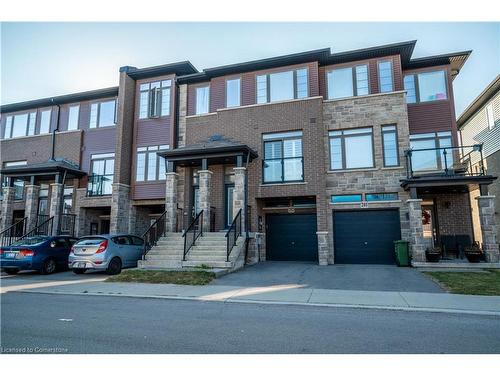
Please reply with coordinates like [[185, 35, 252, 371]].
[[158, 139, 258, 168], [400, 174, 497, 195], [0, 159, 86, 181]]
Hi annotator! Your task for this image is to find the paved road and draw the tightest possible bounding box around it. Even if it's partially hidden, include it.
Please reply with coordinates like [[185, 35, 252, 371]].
[[212, 262, 444, 293], [2, 292, 499, 353]]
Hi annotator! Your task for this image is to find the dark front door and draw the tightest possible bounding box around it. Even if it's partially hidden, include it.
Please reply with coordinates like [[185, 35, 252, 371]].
[[100, 220, 110, 235], [266, 213, 318, 262], [333, 209, 401, 264]]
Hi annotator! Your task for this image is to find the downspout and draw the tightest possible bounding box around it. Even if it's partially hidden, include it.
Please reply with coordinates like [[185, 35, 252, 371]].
[[174, 80, 180, 148], [243, 151, 250, 263], [50, 99, 61, 161]]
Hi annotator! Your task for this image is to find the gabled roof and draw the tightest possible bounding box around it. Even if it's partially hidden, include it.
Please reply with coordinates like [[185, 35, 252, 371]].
[[1, 87, 118, 114], [457, 75, 500, 129]]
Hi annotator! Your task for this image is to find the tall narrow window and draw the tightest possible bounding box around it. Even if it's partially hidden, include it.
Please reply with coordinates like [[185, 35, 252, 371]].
[[89, 103, 98, 128], [27, 112, 36, 135], [196, 86, 210, 114], [403, 75, 417, 104], [67, 105, 79, 130], [296, 68, 308, 99], [160, 80, 171, 116], [39, 110, 51, 134], [256, 75, 267, 104], [382, 125, 399, 167], [263, 131, 303, 183], [136, 151, 146, 182], [226, 78, 241, 108], [378, 60, 393, 93], [355, 65, 369, 96], [4, 116, 13, 139]]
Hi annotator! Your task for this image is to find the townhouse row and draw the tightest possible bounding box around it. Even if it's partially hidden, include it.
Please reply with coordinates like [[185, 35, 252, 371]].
[[1, 40, 498, 266]]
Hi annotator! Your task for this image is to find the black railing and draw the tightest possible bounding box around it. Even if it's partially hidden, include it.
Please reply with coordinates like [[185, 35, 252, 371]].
[[405, 144, 485, 179], [20, 216, 54, 240], [182, 210, 204, 261], [226, 209, 242, 262], [0, 217, 27, 247], [87, 174, 112, 197], [176, 207, 184, 232], [262, 156, 304, 184], [142, 210, 168, 260], [60, 213, 76, 236], [210, 206, 216, 232]]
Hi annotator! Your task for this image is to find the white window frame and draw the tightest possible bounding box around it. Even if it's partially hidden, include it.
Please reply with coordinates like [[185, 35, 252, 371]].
[[89, 100, 117, 128], [67, 105, 80, 131], [256, 67, 309, 104], [195, 86, 210, 115], [136, 145, 170, 182]]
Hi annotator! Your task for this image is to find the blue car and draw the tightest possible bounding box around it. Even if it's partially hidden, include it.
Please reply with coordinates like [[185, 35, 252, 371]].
[[0, 236, 78, 275]]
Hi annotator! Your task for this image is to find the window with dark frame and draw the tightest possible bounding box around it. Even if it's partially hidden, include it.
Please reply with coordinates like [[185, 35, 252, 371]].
[[329, 127, 374, 170], [404, 70, 448, 104], [226, 78, 241, 108], [256, 67, 309, 104], [409, 131, 453, 172], [89, 153, 115, 195], [135, 145, 169, 182], [139, 80, 172, 119], [89, 100, 117, 128], [378, 60, 394, 93], [382, 125, 399, 167], [327, 64, 369, 100], [263, 131, 303, 183]]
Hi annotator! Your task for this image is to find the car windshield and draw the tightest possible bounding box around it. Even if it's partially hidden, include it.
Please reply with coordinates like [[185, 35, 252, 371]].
[[75, 237, 106, 246], [11, 237, 48, 246]]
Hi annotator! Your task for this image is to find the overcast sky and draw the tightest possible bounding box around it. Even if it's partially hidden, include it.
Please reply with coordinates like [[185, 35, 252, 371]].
[[1, 22, 499, 116]]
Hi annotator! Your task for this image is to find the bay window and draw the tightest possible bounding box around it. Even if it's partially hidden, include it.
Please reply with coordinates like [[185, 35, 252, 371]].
[[195, 86, 210, 114], [329, 127, 374, 170], [226, 78, 241, 108], [263, 131, 303, 183], [90, 100, 116, 128], [256, 68, 308, 104], [139, 80, 171, 119], [327, 64, 369, 100], [404, 70, 448, 104], [136, 145, 170, 182]]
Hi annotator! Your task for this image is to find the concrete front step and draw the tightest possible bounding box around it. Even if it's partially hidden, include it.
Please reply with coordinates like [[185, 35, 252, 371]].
[[138, 259, 182, 269], [181, 260, 233, 268]]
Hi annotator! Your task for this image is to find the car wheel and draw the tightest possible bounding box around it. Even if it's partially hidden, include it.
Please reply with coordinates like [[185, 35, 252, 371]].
[[40, 258, 57, 275], [72, 269, 86, 275], [106, 257, 122, 275], [4, 269, 19, 275]]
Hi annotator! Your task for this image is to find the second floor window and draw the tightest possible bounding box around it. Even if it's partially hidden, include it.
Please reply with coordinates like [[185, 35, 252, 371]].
[[139, 80, 171, 119], [226, 78, 241, 108], [257, 68, 308, 104], [382, 125, 399, 167], [378, 60, 394, 93], [90, 100, 116, 128], [329, 127, 374, 170], [263, 131, 303, 183], [327, 65, 369, 100], [196, 86, 210, 114], [4, 112, 37, 139], [404, 70, 448, 104], [136, 145, 169, 182], [67, 105, 80, 131], [89, 153, 115, 195]]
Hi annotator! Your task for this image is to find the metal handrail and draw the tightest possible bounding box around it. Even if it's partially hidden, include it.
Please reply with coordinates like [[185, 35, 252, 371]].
[[86, 174, 111, 197], [60, 213, 77, 236], [225, 209, 242, 262], [142, 210, 168, 260], [0, 217, 27, 247], [182, 210, 204, 261], [19, 216, 54, 240]]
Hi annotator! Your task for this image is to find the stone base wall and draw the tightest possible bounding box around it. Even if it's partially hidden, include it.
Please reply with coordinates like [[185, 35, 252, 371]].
[[110, 183, 131, 234]]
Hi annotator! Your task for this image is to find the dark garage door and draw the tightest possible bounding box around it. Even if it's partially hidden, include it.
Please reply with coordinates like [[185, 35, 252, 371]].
[[334, 210, 401, 264], [266, 214, 318, 262]]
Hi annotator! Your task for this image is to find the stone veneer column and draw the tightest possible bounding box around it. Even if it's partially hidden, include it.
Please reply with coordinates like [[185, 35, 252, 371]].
[[49, 183, 63, 235], [233, 167, 246, 233], [110, 183, 132, 234], [317, 231, 329, 266], [165, 172, 179, 232], [0, 186, 15, 233], [476, 196, 499, 263], [198, 170, 212, 232], [24, 185, 41, 231], [407, 198, 426, 263]]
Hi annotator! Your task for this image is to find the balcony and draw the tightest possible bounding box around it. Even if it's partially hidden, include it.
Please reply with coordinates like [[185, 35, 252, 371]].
[[86, 174, 113, 197]]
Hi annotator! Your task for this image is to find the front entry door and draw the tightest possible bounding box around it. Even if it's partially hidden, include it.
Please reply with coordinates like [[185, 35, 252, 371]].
[[225, 184, 234, 228]]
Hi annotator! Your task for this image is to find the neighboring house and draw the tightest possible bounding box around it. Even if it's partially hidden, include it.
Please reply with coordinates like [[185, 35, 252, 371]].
[[1, 40, 498, 268], [458, 75, 500, 244]]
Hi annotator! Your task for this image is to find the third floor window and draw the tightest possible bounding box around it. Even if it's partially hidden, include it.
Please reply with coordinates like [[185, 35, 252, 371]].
[[378, 60, 394, 93], [139, 80, 172, 119], [90, 100, 116, 128], [226, 78, 241, 108], [327, 65, 369, 100], [404, 70, 448, 104], [196, 86, 210, 115], [4, 112, 36, 139], [257, 68, 308, 104]]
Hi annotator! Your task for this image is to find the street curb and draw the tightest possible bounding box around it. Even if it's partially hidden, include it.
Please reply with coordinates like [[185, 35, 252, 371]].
[[14, 289, 500, 317]]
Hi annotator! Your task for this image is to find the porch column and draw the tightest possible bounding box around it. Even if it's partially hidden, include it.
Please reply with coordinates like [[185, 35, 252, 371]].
[[165, 172, 179, 232], [233, 166, 246, 233], [476, 196, 499, 263], [49, 182, 63, 235], [407, 198, 426, 263], [24, 184, 41, 231], [317, 231, 329, 266], [0, 186, 15, 233], [110, 183, 132, 234], [198, 169, 212, 232]]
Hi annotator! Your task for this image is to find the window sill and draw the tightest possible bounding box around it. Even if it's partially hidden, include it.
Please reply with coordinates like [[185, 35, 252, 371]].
[[323, 90, 406, 104], [328, 167, 378, 173], [185, 112, 217, 119], [380, 166, 404, 170], [260, 181, 307, 187]]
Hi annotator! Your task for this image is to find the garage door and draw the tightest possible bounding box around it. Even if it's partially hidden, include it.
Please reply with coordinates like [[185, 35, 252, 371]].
[[333, 210, 401, 264], [266, 214, 318, 262]]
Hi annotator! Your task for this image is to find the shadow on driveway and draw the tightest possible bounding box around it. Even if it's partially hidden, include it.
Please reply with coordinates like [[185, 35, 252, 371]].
[[212, 262, 444, 293]]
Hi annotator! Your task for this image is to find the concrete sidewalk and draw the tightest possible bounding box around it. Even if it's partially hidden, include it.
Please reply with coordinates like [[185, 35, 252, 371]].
[[4, 277, 500, 316]]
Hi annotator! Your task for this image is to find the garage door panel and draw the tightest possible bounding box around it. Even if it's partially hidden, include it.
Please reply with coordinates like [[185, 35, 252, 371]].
[[266, 214, 318, 262], [334, 210, 401, 264]]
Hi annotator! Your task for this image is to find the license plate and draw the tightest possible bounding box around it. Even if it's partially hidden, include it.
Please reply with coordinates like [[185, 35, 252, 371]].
[[75, 262, 87, 268], [5, 252, 16, 258]]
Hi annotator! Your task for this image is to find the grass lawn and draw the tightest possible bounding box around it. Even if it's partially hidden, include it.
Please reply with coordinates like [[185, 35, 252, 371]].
[[424, 270, 500, 296], [106, 269, 216, 285]]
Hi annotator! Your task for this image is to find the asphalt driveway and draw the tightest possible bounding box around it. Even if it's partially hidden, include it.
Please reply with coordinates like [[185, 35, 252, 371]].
[[212, 262, 444, 293]]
